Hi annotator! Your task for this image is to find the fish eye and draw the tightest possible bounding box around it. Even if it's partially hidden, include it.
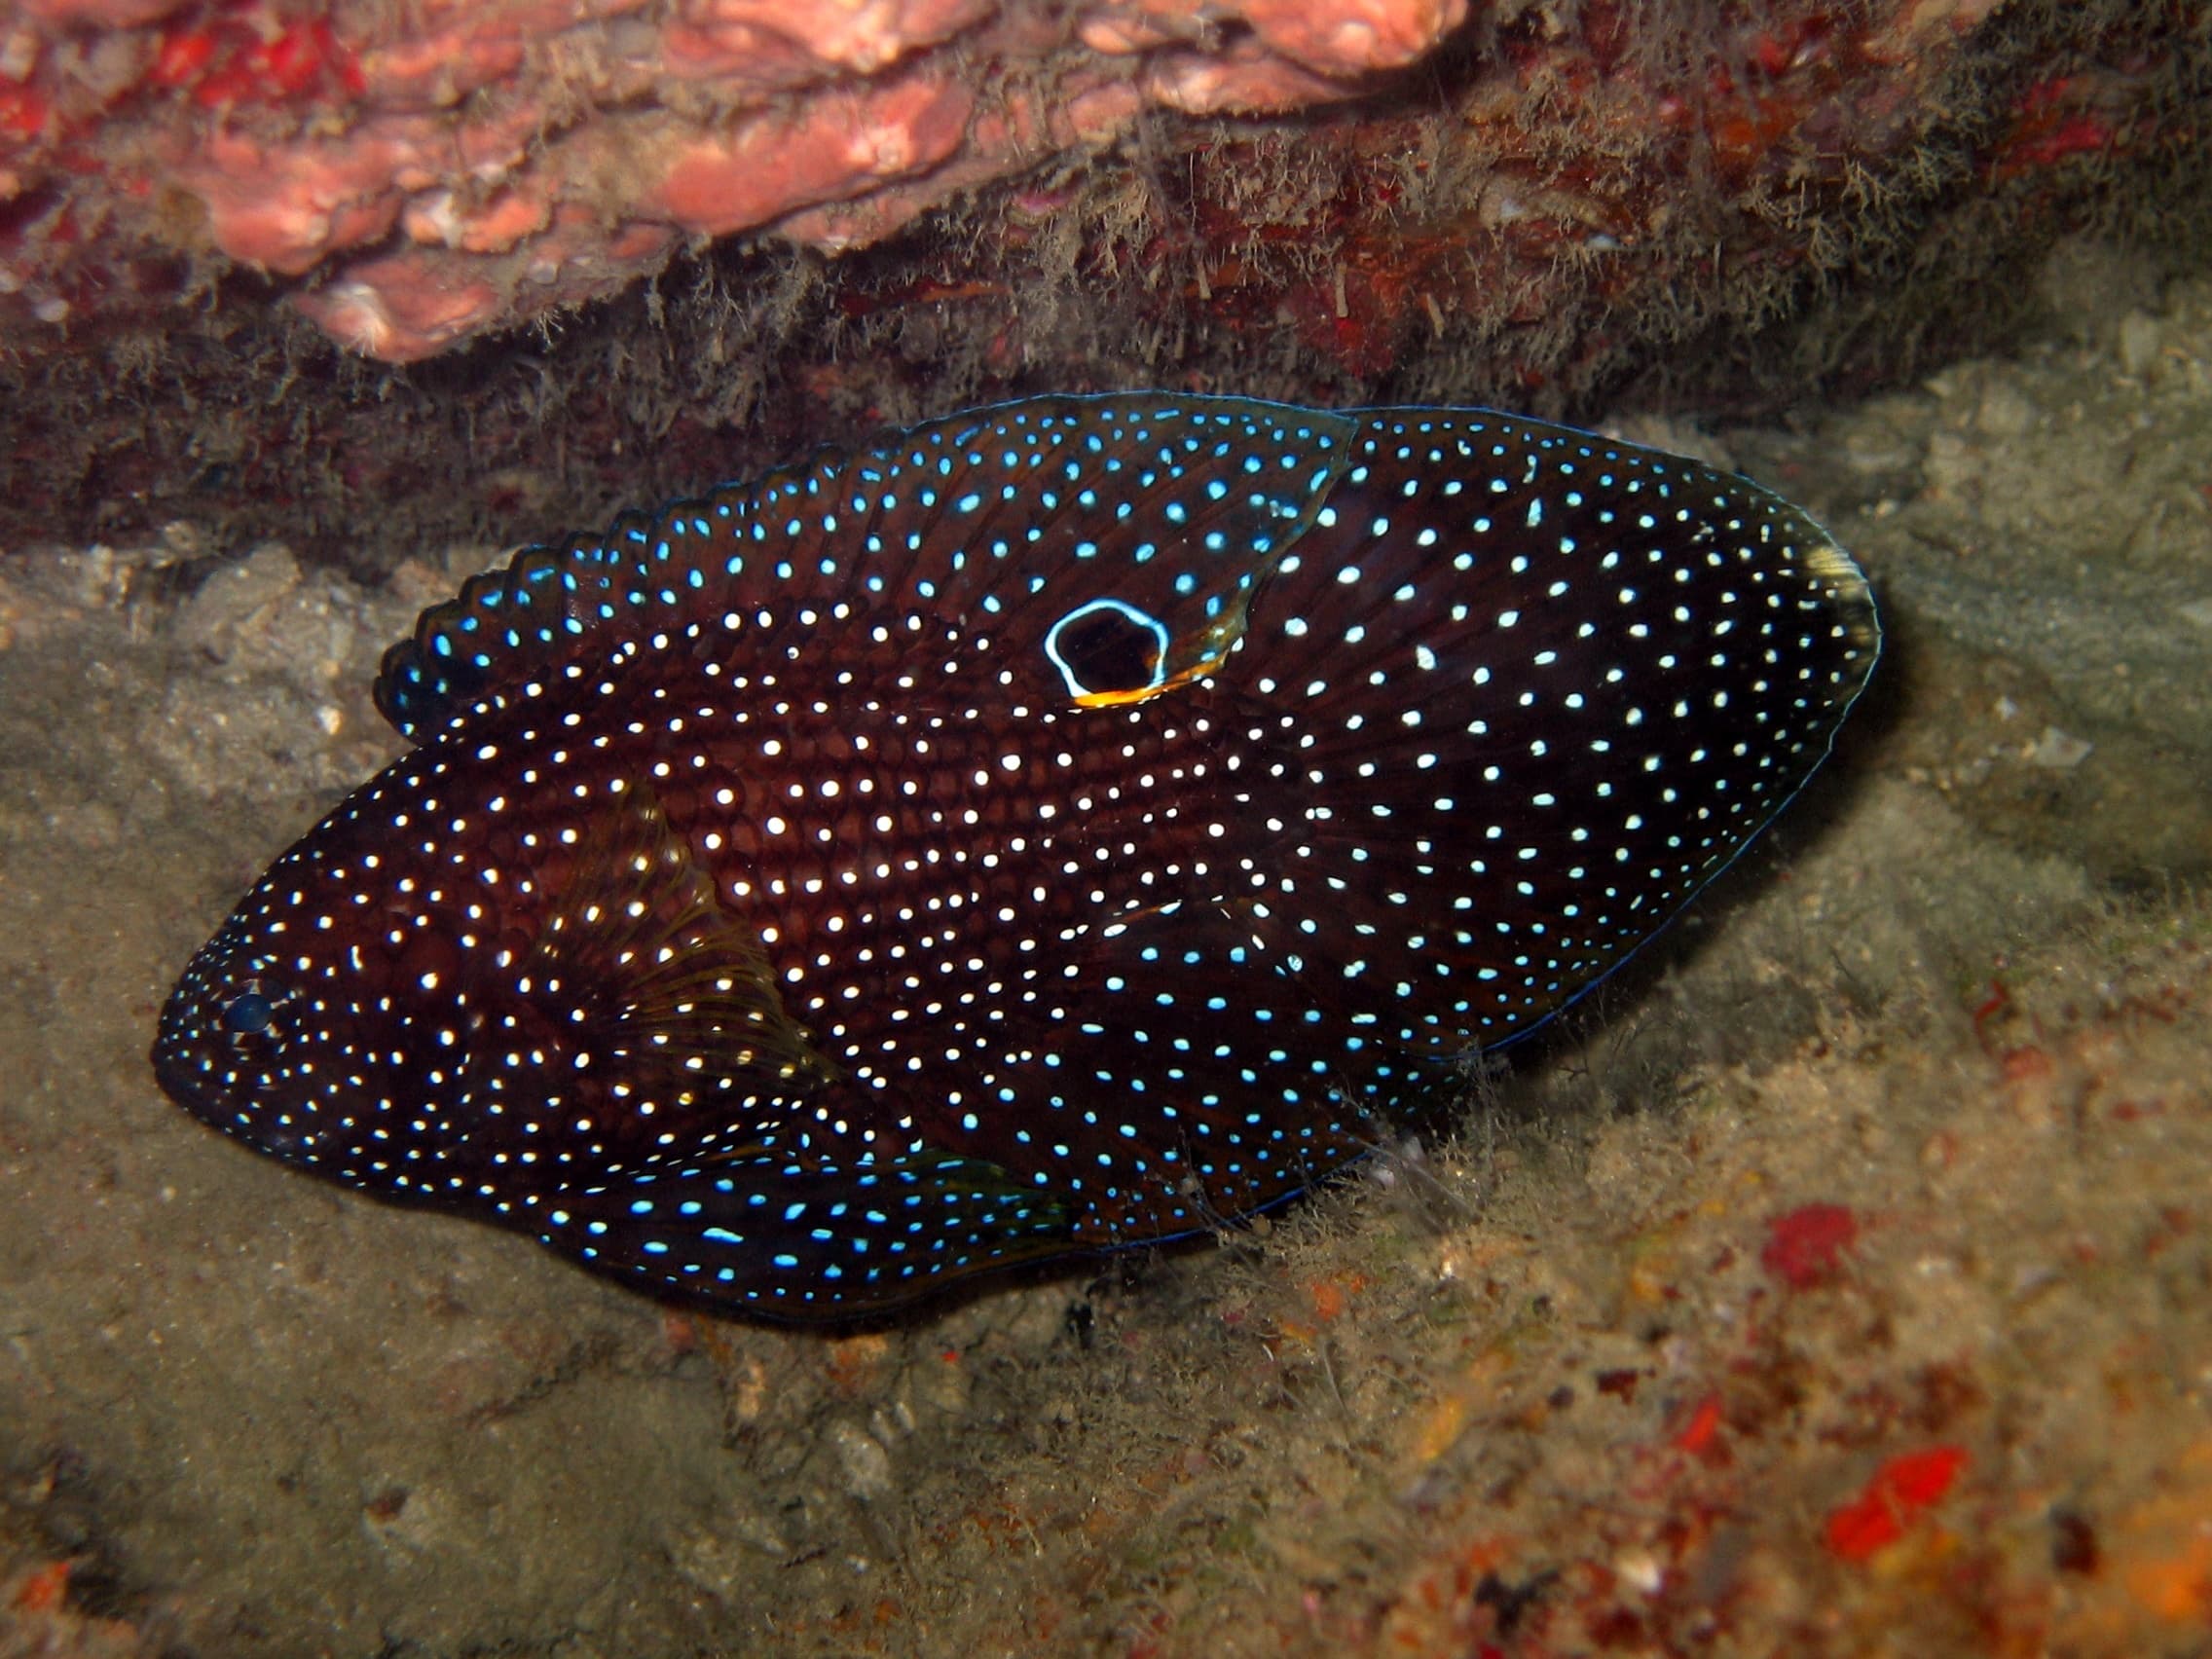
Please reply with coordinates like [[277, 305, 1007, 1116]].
[[222, 990, 275, 1036]]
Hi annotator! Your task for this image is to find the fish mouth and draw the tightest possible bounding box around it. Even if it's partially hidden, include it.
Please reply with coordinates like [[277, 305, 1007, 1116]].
[[149, 981, 215, 1120], [149, 980, 313, 1161], [148, 935, 251, 1129]]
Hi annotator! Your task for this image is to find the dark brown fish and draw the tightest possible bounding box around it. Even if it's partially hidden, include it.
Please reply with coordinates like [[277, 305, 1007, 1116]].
[[152, 394, 1878, 1319]]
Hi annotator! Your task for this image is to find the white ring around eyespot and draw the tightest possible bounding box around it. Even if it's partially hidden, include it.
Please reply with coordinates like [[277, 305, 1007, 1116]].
[[1043, 598, 1171, 700]]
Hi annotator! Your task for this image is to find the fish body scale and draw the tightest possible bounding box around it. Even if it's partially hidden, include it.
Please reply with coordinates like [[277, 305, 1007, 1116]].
[[154, 395, 1878, 1318]]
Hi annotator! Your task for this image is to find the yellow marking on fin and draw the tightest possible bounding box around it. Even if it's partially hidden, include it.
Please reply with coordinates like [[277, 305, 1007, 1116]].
[[1070, 648, 1233, 710]]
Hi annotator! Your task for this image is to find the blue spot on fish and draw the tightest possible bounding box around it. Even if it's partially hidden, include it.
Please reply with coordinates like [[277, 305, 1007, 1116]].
[[150, 393, 1879, 1321]]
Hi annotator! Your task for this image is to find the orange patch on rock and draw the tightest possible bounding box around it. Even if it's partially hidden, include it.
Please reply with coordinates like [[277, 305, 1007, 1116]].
[[645, 75, 972, 236]]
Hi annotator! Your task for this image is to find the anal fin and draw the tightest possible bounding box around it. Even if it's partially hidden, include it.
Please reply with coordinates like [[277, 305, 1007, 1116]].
[[537, 1148, 1080, 1319]]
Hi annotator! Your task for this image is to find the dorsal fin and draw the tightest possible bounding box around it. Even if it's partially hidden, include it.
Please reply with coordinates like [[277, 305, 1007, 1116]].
[[374, 394, 1361, 741], [375, 509, 658, 741]]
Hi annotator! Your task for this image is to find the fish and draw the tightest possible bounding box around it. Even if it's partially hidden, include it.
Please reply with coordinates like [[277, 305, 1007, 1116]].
[[152, 393, 1879, 1321]]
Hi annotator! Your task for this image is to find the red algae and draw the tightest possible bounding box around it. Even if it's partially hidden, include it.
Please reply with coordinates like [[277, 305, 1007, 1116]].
[[1825, 1445, 1971, 1563], [1761, 1202, 1861, 1290], [0, 0, 2187, 369]]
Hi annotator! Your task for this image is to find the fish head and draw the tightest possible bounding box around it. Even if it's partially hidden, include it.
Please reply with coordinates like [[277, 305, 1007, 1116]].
[[152, 737, 835, 1214], [152, 852, 360, 1169], [147, 769, 580, 1204]]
